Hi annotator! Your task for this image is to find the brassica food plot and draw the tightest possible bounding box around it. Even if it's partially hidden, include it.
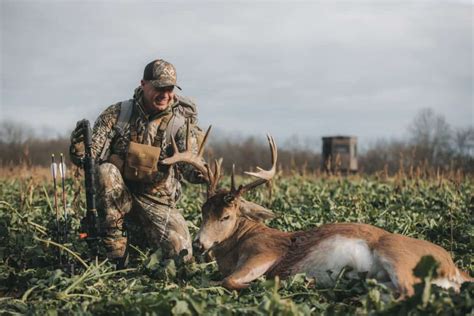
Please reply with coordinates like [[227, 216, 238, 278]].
[[0, 175, 472, 315]]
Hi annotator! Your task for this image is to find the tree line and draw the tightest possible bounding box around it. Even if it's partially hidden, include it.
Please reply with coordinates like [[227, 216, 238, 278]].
[[1, 108, 473, 175], [359, 108, 473, 174]]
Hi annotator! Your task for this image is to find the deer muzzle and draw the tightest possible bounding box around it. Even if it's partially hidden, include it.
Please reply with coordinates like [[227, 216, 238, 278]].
[[192, 239, 205, 254]]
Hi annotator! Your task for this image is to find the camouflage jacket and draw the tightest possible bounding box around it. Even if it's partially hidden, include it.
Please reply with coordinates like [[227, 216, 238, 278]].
[[71, 87, 204, 206]]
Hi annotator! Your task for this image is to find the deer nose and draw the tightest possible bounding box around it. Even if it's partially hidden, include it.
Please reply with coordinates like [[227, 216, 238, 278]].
[[192, 239, 204, 254]]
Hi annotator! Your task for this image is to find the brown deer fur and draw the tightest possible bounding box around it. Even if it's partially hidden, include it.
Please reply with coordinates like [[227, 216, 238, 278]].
[[196, 191, 472, 296], [161, 132, 472, 296]]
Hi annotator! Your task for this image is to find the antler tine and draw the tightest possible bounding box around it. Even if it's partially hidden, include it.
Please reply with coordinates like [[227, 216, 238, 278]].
[[205, 163, 213, 195], [207, 158, 223, 196], [198, 125, 212, 157], [230, 164, 237, 193], [238, 134, 277, 195], [170, 134, 180, 155], [185, 119, 191, 151], [214, 158, 223, 184]]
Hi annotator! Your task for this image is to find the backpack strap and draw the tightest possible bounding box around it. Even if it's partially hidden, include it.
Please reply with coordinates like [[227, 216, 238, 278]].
[[99, 99, 133, 161], [116, 99, 133, 135], [164, 95, 198, 144], [165, 111, 187, 144]]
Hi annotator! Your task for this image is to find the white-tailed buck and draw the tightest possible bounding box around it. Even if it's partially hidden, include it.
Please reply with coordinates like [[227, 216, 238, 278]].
[[162, 128, 472, 296]]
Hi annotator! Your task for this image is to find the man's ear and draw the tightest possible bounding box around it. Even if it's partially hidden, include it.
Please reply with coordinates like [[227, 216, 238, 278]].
[[239, 198, 275, 222]]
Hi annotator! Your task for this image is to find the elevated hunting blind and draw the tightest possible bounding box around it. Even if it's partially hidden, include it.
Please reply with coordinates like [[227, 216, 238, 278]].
[[321, 136, 358, 174]]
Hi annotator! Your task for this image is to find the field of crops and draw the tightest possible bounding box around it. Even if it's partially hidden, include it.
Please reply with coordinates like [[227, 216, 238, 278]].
[[0, 169, 473, 315]]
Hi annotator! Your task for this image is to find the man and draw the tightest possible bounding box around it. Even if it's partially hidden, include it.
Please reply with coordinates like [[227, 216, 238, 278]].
[[70, 59, 204, 266]]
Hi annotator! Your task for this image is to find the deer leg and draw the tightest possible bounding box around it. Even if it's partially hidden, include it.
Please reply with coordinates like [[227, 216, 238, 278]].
[[221, 255, 278, 290], [374, 238, 419, 297]]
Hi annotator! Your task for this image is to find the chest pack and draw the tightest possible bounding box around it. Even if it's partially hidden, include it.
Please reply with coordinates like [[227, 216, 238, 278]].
[[99, 95, 198, 162]]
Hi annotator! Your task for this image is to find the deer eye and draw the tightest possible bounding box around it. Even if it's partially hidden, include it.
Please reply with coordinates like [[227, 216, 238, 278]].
[[220, 215, 230, 222]]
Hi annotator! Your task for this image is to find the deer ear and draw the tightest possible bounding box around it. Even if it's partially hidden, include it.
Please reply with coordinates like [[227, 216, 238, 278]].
[[223, 193, 237, 205], [239, 198, 275, 222]]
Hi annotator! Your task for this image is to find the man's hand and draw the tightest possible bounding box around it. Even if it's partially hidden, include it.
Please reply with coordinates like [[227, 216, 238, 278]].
[[69, 119, 87, 160]]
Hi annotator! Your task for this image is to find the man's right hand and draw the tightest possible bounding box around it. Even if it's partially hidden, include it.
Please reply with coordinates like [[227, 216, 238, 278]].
[[69, 119, 88, 161]]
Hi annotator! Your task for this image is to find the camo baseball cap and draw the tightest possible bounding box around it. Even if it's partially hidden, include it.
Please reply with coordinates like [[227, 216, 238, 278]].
[[143, 59, 182, 90]]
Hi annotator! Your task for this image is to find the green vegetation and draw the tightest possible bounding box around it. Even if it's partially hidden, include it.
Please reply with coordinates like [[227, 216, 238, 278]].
[[0, 173, 473, 315]]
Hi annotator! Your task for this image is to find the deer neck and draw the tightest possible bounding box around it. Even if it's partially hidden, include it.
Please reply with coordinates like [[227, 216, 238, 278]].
[[215, 217, 264, 253], [212, 217, 288, 277], [213, 217, 292, 266]]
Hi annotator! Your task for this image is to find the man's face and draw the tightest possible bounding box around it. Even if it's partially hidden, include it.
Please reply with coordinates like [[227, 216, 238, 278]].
[[141, 80, 175, 113]]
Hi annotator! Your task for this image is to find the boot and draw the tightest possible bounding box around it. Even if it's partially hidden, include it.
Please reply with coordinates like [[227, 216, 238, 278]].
[[113, 251, 129, 270], [104, 236, 129, 269]]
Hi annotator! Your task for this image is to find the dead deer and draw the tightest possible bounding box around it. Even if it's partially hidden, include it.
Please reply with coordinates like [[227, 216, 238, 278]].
[[162, 129, 472, 296]]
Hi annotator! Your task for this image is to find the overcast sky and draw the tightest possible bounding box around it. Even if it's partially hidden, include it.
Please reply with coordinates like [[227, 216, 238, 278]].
[[1, 0, 472, 148]]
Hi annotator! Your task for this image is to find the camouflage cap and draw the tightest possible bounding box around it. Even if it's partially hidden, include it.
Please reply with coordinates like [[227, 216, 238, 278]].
[[143, 59, 182, 90]]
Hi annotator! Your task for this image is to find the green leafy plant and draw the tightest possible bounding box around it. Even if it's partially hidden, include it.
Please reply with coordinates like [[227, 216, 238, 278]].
[[0, 174, 472, 314]]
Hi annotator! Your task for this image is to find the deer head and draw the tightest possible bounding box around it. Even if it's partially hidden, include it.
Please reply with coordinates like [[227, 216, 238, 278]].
[[197, 136, 277, 251], [161, 127, 278, 253]]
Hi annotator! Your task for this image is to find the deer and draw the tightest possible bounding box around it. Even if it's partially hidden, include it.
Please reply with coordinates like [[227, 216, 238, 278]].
[[161, 127, 472, 297]]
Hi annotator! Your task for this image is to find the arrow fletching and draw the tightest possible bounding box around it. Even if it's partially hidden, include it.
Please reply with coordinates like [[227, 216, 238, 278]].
[[50, 154, 57, 179], [59, 153, 67, 178]]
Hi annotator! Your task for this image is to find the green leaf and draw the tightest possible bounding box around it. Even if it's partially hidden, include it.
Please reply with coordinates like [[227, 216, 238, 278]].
[[172, 299, 190, 315], [413, 255, 439, 279], [145, 249, 163, 270]]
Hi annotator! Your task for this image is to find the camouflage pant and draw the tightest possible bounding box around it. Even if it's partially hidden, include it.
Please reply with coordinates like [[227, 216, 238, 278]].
[[96, 163, 192, 261]]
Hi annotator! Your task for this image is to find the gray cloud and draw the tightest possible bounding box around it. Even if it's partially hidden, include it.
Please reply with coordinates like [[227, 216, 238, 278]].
[[1, 1, 472, 146]]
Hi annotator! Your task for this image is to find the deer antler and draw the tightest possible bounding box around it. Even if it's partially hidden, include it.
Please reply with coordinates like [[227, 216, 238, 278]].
[[161, 124, 222, 196], [235, 134, 277, 196], [206, 157, 223, 196]]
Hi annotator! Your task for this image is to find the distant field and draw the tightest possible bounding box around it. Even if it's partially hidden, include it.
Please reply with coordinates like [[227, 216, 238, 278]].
[[0, 169, 472, 314]]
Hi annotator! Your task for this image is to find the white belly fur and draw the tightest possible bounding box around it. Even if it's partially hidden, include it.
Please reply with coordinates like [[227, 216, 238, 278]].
[[431, 269, 465, 291], [294, 235, 389, 286]]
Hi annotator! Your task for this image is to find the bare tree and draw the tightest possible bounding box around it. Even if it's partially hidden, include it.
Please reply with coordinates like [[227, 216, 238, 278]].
[[0, 120, 32, 144], [408, 108, 452, 164], [360, 109, 473, 174], [453, 126, 474, 157]]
